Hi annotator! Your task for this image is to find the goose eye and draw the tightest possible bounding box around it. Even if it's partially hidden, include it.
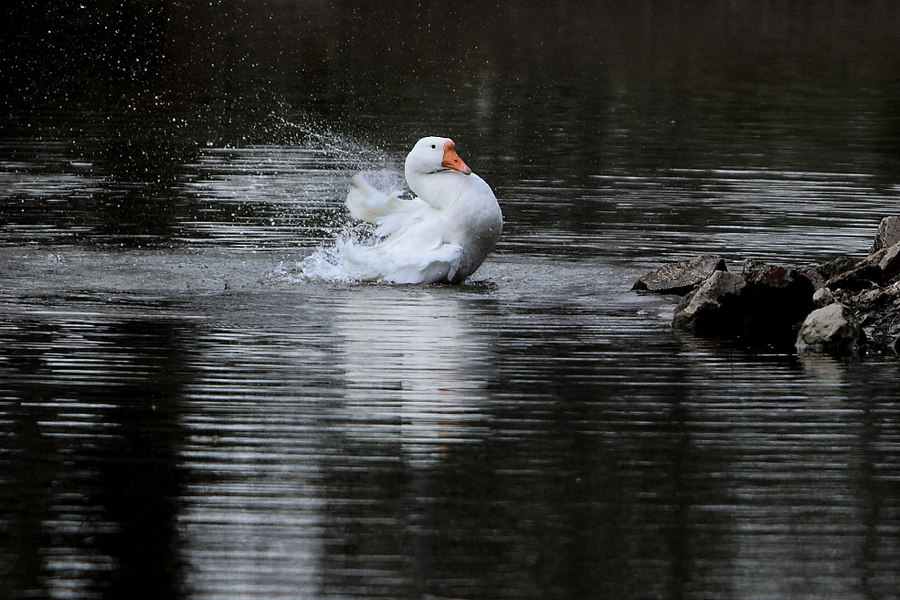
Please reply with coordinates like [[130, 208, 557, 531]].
[[431, 144, 436, 149]]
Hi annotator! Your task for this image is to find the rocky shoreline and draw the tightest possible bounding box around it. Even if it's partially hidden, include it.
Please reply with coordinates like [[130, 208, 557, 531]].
[[633, 216, 900, 356]]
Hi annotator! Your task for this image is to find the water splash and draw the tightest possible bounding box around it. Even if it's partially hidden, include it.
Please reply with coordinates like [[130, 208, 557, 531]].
[[286, 226, 374, 284], [185, 104, 414, 278], [282, 170, 408, 284], [181, 108, 403, 252], [262, 193, 373, 285]]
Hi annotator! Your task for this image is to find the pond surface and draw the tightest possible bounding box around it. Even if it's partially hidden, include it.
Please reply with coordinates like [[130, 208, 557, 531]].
[[2, 2, 900, 599]]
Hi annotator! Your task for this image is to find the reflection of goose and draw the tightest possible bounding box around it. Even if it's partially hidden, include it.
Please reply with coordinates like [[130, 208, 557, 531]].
[[334, 289, 490, 464], [340, 137, 503, 284]]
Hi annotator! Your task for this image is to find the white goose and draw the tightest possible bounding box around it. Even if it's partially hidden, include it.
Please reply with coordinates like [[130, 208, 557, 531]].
[[339, 136, 503, 284]]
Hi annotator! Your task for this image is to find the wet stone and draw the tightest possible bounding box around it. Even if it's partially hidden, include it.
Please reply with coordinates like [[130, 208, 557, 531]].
[[800, 255, 857, 289], [869, 215, 900, 254], [852, 280, 900, 353], [632, 254, 727, 295], [824, 265, 882, 293], [796, 302, 862, 355], [672, 270, 746, 335], [669, 259, 816, 349], [813, 286, 835, 307], [742, 258, 810, 290], [876, 241, 900, 276], [741, 259, 816, 342]]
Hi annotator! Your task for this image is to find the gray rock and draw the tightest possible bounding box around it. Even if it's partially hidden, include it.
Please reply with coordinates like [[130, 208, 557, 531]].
[[801, 255, 857, 290], [671, 262, 815, 348], [742, 259, 810, 290], [824, 261, 882, 293], [646, 216, 900, 355], [876, 241, 900, 277], [672, 271, 746, 334], [740, 259, 816, 347], [796, 302, 862, 355], [852, 280, 900, 353], [632, 254, 727, 295], [869, 215, 900, 254], [812, 286, 835, 307], [811, 244, 900, 295]]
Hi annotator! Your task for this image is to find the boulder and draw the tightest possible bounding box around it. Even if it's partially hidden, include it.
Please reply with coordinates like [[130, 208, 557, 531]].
[[869, 215, 900, 254], [632, 255, 727, 295], [740, 259, 816, 348], [801, 255, 856, 289], [672, 271, 746, 335], [875, 241, 900, 277], [821, 243, 900, 294], [823, 262, 882, 293], [670, 261, 815, 348], [812, 286, 835, 307], [639, 217, 900, 356], [852, 280, 900, 353], [742, 259, 812, 291], [796, 303, 862, 355]]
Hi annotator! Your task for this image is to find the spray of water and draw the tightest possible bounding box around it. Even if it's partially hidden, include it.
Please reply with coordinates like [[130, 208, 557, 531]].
[[187, 98, 412, 281], [287, 169, 408, 283]]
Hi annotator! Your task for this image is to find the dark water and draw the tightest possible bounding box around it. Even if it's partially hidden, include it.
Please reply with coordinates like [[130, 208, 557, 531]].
[[3, 2, 900, 599]]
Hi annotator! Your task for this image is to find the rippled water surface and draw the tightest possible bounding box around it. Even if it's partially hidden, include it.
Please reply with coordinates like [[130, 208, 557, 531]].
[[3, 2, 900, 599]]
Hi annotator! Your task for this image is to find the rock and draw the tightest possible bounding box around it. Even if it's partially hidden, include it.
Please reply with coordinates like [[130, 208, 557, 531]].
[[824, 245, 900, 293], [632, 255, 727, 295], [796, 303, 862, 355], [740, 259, 816, 348], [869, 215, 900, 254], [671, 262, 815, 348], [801, 255, 856, 289], [851, 280, 900, 353], [813, 286, 834, 307], [742, 259, 811, 291], [824, 261, 882, 293], [641, 217, 900, 356], [672, 271, 746, 335], [875, 241, 900, 277]]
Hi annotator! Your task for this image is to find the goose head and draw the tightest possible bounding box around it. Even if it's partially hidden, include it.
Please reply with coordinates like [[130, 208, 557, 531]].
[[404, 136, 472, 194]]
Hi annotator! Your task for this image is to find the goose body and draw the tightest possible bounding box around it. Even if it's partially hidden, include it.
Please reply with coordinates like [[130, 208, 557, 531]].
[[341, 136, 503, 284]]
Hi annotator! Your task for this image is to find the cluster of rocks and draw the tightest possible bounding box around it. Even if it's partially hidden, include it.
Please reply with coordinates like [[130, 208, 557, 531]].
[[632, 216, 900, 356]]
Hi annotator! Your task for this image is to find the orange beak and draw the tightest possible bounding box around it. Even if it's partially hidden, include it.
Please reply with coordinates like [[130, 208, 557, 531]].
[[441, 139, 472, 175]]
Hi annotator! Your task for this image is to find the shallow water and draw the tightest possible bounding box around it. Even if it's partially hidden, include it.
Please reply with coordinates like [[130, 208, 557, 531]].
[[3, 2, 900, 599]]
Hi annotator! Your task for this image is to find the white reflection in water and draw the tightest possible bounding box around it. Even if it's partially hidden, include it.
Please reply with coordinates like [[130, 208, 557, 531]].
[[333, 287, 491, 466], [179, 323, 330, 598], [175, 285, 497, 598]]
